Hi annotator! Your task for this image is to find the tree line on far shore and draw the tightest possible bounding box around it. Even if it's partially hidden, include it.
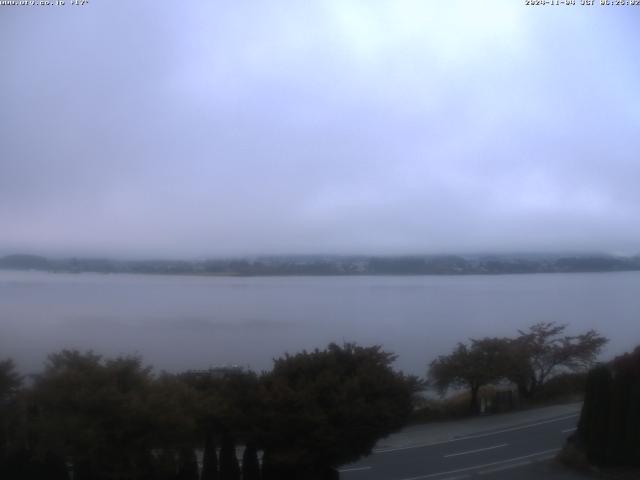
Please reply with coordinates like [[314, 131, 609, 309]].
[[3, 253, 640, 276]]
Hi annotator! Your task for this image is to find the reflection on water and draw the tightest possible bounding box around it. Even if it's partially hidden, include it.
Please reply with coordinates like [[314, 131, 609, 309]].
[[1, 270, 639, 375]]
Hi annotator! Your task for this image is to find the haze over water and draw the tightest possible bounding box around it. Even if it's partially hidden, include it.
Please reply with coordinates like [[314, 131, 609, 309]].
[[2, 269, 638, 376]]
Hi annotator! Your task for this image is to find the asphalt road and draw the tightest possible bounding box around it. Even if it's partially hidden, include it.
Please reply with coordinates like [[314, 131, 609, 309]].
[[339, 413, 588, 479]]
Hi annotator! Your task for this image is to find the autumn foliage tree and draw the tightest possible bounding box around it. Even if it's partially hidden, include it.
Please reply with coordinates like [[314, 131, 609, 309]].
[[429, 338, 510, 413], [429, 323, 608, 411], [506, 322, 607, 398]]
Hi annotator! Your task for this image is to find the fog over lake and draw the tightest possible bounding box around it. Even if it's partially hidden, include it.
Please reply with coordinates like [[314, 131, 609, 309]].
[[1, 270, 638, 376]]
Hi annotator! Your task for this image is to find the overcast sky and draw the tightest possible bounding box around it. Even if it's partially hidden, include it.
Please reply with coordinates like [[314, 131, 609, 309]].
[[1, 1, 639, 258]]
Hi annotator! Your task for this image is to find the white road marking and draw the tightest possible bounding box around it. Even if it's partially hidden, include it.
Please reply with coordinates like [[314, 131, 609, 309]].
[[443, 443, 508, 458], [562, 427, 577, 433], [338, 466, 372, 473], [395, 448, 560, 480], [478, 460, 531, 475], [375, 414, 578, 453]]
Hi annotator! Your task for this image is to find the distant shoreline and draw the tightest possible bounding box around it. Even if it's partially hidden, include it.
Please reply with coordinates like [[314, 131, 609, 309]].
[[2, 253, 639, 278]]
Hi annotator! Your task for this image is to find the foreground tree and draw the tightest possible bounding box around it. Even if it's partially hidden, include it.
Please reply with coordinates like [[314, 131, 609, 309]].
[[572, 346, 640, 467], [180, 366, 262, 452], [145, 373, 200, 452], [0, 358, 22, 456], [241, 442, 261, 480], [155, 449, 178, 480], [219, 432, 240, 480], [200, 433, 219, 480], [0, 359, 22, 403], [429, 338, 509, 413], [507, 322, 608, 398], [258, 343, 420, 479], [576, 364, 613, 465], [176, 447, 199, 480], [30, 351, 161, 479]]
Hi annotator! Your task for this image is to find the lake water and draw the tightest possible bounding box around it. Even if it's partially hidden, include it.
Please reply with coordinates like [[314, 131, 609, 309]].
[[1, 270, 638, 376]]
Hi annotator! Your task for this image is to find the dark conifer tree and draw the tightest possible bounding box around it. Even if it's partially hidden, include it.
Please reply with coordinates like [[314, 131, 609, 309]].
[[155, 449, 178, 480], [259, 450, 275, 480], [607, 366, 629, 464], [259, 450, 297, 480], [576, 348, 640, 467], [72, 458, 96, 480], [608, 347, 640, 466], [323, 467, 340, 480], [136, 450, 157, 480], [42, 451, 71, 480], [219, 433, 240, 480], [201, 433, 219, 480], [578, 365, 612, 465], [176, 447, 199, 480], [628, 361, 640, 466], [3, 448, 34, 480], [241, 442, 260, 480]]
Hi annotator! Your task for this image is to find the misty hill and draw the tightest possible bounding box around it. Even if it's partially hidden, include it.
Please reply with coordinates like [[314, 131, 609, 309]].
[[2, 253, 640, 277]]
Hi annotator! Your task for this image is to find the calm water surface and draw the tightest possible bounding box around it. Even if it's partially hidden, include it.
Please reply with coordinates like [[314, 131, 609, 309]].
[[1, 270, 638, 375]]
